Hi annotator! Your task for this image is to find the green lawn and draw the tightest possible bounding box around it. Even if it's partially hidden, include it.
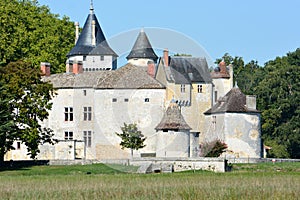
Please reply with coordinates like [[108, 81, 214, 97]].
[[0, 162, 299, 200]]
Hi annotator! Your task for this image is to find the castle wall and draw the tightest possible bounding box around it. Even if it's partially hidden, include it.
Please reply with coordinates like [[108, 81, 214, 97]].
[[224, 113, 262, 158]]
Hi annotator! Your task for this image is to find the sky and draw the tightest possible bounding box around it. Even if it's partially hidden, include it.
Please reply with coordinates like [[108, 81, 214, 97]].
[[38, 0, 300, 67]]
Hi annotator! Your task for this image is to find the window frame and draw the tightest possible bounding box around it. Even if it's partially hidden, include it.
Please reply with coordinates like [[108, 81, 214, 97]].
[[181, 84, 186, 93], [83, 106, 92, 121], [64, 131, 73, 140], [83, 131, 92, 147], [197, 84, 203, 93], [64, 107, 73, 121]]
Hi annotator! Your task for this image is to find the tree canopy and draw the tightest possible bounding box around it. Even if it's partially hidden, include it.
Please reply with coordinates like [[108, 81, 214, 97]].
[[115, 123, 146, 157], [0, 0, 74, 73], [0, 61, 56, 160]]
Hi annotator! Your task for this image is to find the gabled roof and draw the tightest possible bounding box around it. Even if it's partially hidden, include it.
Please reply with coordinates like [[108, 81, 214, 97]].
[[126, 29, 158, 61], [204, 87, 260, 114], [67, 5, 117, 57], [164, 57, 212, 84], [43, 64, 165, 89], [155, 103, 191, 131]]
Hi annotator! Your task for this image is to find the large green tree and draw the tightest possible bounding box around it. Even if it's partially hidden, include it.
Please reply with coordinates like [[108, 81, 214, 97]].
[[0, 61, 56, 160], [254, 49, 300, 158], [0, 0, 74, 73], [115, 123, 146, 157]]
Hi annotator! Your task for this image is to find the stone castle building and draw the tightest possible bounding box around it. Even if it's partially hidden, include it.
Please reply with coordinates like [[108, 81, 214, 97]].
[[5, 3, 262, 161]]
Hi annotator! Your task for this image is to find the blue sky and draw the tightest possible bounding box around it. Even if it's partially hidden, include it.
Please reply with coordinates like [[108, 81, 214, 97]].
[[38, 0, 300, 66]]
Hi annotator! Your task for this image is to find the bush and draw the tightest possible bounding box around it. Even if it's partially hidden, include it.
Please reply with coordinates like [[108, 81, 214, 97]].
[[201, 140, 228, 157]]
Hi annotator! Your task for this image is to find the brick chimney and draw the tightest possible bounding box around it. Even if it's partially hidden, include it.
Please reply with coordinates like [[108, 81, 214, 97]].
[[66, 60, 73, 73], [40, 62, 51, 76], [163, 48, 169, 67], [147, 60, 155, 78], [73, 60, 83, 74], [219, 60, 227, 74]]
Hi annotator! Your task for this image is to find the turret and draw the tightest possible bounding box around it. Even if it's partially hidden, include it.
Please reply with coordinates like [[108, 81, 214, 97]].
[[126, 29, 158, 67]]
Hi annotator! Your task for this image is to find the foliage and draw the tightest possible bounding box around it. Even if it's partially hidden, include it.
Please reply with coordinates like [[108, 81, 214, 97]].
[[254, 49, 300, 158], [215, 49, 300, 158], [201, 140, 228, 157], [0, 61, 56, 159], [0, 0, 74, 73], [115, 123, 146, 157]]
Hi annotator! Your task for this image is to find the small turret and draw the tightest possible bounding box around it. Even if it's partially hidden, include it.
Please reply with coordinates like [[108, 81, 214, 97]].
[[127, 29, 158, 67]]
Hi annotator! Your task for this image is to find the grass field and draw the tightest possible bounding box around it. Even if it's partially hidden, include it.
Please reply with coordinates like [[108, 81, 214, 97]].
[[0, 162, 299, 199]]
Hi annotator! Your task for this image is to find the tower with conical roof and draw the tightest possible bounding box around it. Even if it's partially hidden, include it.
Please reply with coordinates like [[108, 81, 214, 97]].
[[126, 29, 158, 67], [66, 1, 118, 72]]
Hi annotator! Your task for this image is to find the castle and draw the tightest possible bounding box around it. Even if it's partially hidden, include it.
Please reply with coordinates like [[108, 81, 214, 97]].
[[5, 3, 262, 161]]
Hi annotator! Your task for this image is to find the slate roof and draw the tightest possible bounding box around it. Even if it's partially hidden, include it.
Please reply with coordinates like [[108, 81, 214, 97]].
[[67, 5, 117, 57], [155, 103, 191, 131], [204, 87, 260, 114], [126, 29, 158, 61], [43, 64, 165, 89], [165, 57, 212, 84]]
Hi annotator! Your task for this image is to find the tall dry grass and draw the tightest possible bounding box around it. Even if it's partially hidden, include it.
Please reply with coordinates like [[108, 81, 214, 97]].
[[0, 171, 299, 199]]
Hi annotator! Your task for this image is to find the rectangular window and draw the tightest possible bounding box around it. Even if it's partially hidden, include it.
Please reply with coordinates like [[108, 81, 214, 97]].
[[215, 91, 218, 102], [145, 98, 150, 102], [83, 131, 92, 147], [83, 107, 92, 121], [181, 84, 185, 93], [100, 55, 104, 61], [83, 56, 86, 61], [17, 142, 21, 150], [212, 116, 216, 130], [124, 98, 129, 102], [112, 98, 117, 102], [64, 107, 73, 121], [198, 85, 203, 93], [83, 90, 87, 96], [64, 131, 73, 140]]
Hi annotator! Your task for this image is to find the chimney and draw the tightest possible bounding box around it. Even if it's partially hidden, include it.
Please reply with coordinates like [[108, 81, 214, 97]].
[[163, 48, 169, 67], [66, 60, 73, 73], [246, 95, 257, 110], [40, 62, 51, 76], [75, 22, 79, 44], [92, 20, 96, 46], [147, 60, 155, 78], [73, 60, 83, 74], [229, 64, 234, 89], [219, 60, 227, 74]]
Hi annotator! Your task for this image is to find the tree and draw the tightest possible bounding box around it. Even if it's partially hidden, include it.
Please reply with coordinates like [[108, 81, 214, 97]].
[[115, 123, 146, 157], [0, 0, 74, 73], [200, 140, 228, 157], [0, 61, 56, 160], [254, 50, 300, 158]]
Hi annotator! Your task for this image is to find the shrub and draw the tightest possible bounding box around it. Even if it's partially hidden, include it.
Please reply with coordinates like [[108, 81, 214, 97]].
[[201, 140, 228, 157]]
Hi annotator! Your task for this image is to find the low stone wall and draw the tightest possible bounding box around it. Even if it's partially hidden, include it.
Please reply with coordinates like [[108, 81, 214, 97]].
[[100, 157, 226, 173], [226, 158, 300, 164]]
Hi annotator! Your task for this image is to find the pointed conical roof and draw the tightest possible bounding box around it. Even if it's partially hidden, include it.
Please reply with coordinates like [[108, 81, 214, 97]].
[[126, 29, 158, 61], [67, 4, 117, 57], [155, 103, 191, 131]]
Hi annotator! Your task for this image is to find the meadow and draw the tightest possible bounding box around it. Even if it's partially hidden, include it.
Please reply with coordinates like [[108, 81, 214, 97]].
[[0, 162, 299, 200]]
